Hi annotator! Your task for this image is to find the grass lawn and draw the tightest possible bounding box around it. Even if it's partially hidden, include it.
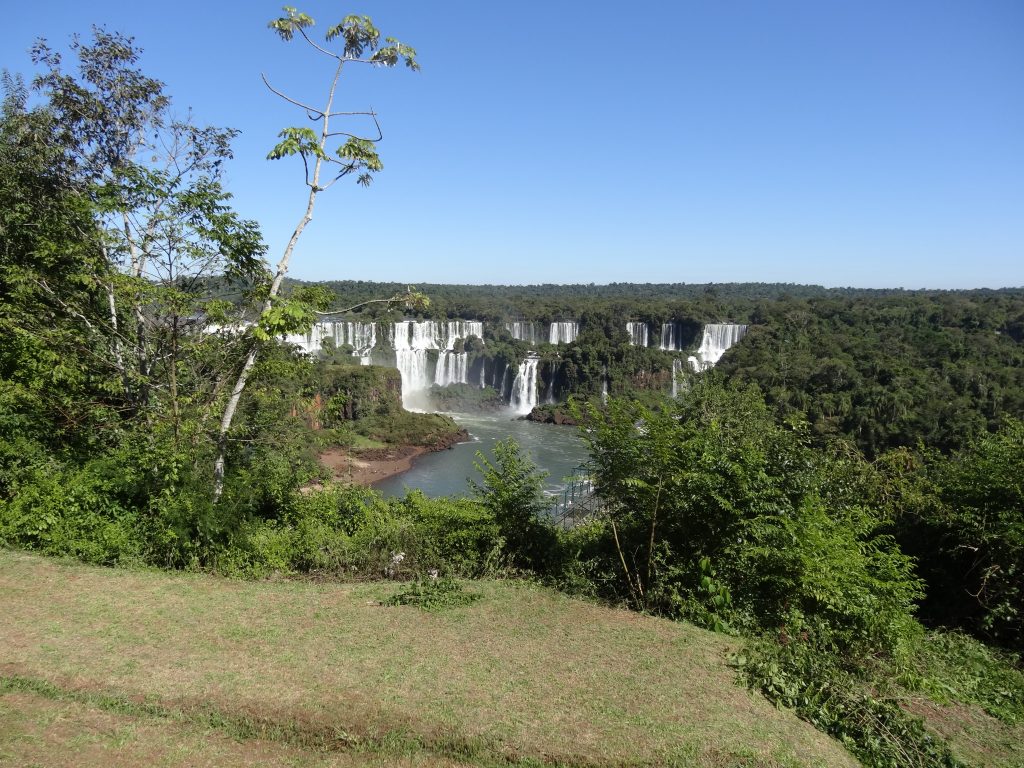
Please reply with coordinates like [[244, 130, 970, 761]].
[[2, 550, 861, 767]]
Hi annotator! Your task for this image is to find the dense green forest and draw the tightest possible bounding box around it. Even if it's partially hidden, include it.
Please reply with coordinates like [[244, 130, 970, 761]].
[[2, 22, 1023, 768], [302, 278, 1024, 457]]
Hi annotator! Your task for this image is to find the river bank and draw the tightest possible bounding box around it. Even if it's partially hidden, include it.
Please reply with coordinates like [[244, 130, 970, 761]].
[[319, 427, 468, 487], [320, 444, 429, 486]]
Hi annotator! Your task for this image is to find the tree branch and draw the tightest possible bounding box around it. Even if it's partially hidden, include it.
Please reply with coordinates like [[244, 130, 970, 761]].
[[261, 73, 325, 118]]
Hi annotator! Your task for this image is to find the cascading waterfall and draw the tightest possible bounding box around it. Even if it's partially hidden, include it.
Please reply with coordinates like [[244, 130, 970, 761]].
[[283, 320, 377, 363], [505, 321, 540, 343], [333, 321, 376, 363], [502, 365, 513, 401], [688, 323, 748, 371], [626, 321, 649, 347], [434, 352, 468, 386], [659, 322, 681, 351], [393, 319, 485, 409], [672, 358, 684, 397], [544, 360, 557, 404], [510, 357, 540, 414], [601, 365, 609, 404], [548, 321, 579, 345]]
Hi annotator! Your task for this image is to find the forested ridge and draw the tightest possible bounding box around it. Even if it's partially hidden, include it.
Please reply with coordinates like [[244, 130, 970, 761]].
[[299, 278, 1024, 457], [2, 18, 1024, 768]]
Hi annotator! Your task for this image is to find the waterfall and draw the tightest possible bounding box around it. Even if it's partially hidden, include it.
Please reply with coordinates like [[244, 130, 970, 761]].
[[548, 321, 579, 345], [434, 320, 482, 389], [601, 365, 609, 404], [334, 321, 376, 364], [658, 322, 679, 351], [544, 361, 557, 404], [505, 321, 539, 343], [626, 321, 649, 347], [672, 358, 684, 397], [392, 319, 485, 409], [434, 352, 468, 387], [479, 360, 486, 388], [393, 321, 436, 409], [688, 323, 748, 371], [510, 357, 540, 414], [283, 320, 376, 363]]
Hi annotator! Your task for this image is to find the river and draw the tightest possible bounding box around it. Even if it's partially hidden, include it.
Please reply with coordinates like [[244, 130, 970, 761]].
[[373, 412, 590, 499]]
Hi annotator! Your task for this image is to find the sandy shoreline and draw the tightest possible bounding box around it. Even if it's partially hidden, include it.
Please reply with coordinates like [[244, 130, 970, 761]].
[[319, 445, 430, 487]]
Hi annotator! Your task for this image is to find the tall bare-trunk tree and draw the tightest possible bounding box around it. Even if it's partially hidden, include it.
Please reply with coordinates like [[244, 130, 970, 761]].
[[213, 10, 419, 499]]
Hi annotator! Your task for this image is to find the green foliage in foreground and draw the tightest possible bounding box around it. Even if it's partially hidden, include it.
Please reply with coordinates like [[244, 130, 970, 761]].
[[384, 576, 481, 611], [559, 382, 1024, 768], [740, 639, 963, 768]]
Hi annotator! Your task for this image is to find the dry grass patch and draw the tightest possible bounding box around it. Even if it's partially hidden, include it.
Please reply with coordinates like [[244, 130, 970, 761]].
[[0, 689, 474, 768], [903, 697, 1024, 768], [0, 551, 857, 767]]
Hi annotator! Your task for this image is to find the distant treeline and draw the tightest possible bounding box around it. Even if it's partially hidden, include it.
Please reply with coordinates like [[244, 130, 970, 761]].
[[287, 278, 1024, 324], [295, 279, 1024, 458]]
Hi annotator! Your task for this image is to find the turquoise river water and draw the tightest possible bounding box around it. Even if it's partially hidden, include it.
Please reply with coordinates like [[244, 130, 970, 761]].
[[372, 411, 589, 499]]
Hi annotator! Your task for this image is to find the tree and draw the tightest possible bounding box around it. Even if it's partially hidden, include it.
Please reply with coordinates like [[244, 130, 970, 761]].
[[471, 438, 555, 570], [213, 8, 420, 498], [30, 28, 269, 439], [0, 73, 110, 464], [924, 419, 1024, 649], [577, 380, 921, 656]]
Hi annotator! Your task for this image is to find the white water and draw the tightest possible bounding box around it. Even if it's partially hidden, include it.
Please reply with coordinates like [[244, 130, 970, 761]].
[[505, 321, 540, 343], [549, 321, 579, 345], [626, 321, 649, 347], [688, 323, 748, 371], [672, 358, 684, 397], [510, 357, 540, 414], [434, 352, 469, 386], [284, 320, 377, 363], [393, 320, 485, 408], [658, 322, 681, 351]]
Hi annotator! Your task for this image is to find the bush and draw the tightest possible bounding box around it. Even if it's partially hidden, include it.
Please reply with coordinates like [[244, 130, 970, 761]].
[[470, 438, 558, 572], [384, 576, 481, 611], [0, 454, 142, 566], [577, 380, 922, 659]]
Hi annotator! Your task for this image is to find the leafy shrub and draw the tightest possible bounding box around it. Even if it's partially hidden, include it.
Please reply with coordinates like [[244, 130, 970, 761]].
[[385, 576, 481, 611], [925, 420, 1024, 650], [0, 455, 142, 566], [577, 381, 922, 658], [740, 637, 963, 768], [902, 631, 1024, 724], [471, 438, 557, 572]]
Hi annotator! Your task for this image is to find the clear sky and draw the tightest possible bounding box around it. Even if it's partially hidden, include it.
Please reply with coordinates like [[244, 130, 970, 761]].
[[3, 1, 1022, 288]]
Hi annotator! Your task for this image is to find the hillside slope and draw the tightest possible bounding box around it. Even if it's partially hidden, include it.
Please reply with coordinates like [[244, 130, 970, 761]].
[[0, 551, 857, 768]]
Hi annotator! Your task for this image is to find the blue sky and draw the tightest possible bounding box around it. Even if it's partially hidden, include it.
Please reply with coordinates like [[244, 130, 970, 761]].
[[3, 1, 1022, 288]]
